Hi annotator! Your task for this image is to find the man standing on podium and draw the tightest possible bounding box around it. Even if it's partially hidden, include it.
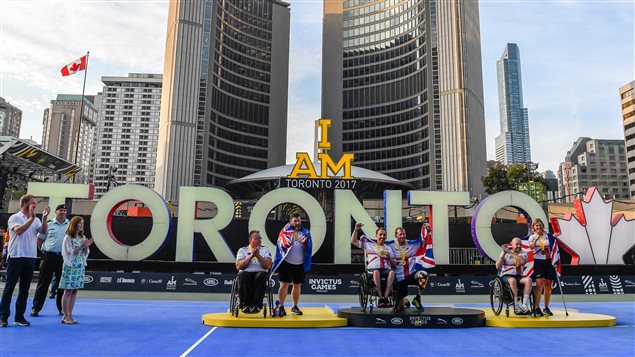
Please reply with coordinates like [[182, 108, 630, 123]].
[[271, 212, 312, 317]]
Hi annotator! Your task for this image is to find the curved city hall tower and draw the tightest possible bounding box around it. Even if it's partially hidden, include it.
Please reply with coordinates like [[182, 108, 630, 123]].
[[322, 0, 486, 193], [156, 0, 290, 200]]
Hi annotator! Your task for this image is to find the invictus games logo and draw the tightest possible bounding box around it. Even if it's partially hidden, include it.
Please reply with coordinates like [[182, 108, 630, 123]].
[[598, 278, 609, 292], [309, 278, 341, 293], [409, 316, 430, 327], [556, 187, 635, 265]]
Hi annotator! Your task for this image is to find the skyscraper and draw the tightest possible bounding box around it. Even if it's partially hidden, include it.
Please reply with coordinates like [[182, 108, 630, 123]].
[[322, 0, 486, 193], [0, 97, 22, 137], [620, 80, 635, 198], [495, 43, 531, 165], [93, 74, 163, 198], [435, 0, 487, 194], [156, 0, 290, 201], [41, 95, 98, 183]]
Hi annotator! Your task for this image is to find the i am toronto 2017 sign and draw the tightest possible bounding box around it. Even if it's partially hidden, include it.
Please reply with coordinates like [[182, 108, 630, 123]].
[[24, 120, 634, 265]]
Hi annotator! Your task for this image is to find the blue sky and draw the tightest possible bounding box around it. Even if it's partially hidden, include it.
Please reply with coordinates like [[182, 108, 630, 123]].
[[0, 0, 633, 175]]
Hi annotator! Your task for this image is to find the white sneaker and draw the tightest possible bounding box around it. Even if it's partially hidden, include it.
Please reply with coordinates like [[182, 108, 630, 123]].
[[522, 305, 530, 314], [513, 304, 522, 315]]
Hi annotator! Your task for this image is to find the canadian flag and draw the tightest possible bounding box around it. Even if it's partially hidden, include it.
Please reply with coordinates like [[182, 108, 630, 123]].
[[60, 55, 87, 77]]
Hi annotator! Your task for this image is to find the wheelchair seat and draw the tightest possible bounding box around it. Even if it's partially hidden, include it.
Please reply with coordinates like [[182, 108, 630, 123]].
[[358, 270, 398, 313], [489, 275, 534, 317], [229, 273, 274, 318]]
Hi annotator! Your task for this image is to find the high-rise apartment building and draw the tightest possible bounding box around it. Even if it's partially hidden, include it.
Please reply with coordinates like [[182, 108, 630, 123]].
[[620, 80, 635, 198], [495, 43, 531, 165], [92, 74, 162, 198], [0, 97, 22, 137], [41, 95, 98, 183], [156, 0, 290, 201], [322, 0, 486, 193], [557, 137, 630, 202]]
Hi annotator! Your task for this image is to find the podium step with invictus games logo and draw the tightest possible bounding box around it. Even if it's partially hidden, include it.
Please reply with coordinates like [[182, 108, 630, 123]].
[[337, 307, 486, 328]]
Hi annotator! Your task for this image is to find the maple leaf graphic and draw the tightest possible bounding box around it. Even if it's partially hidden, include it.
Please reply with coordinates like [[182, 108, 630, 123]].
[[554, 187, 635, 264]]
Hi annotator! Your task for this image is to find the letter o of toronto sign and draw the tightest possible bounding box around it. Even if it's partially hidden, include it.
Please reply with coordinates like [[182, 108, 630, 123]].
[[90, 184, 172, 260], [470, 190, 547, 260]]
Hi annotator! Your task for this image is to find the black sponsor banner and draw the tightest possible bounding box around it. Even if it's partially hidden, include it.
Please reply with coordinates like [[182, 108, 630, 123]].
[[82, 272, 635, 295]]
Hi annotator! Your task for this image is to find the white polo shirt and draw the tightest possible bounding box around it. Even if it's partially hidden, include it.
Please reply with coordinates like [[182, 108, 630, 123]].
[[7, 211, 42, 258]]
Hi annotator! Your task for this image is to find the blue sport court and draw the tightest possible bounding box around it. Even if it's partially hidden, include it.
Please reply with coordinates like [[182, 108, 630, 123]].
[[0, 298, 633, 357]]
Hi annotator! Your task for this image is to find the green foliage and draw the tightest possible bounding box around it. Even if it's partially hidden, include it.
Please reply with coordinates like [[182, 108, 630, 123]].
[[481, 164, 544, 195]]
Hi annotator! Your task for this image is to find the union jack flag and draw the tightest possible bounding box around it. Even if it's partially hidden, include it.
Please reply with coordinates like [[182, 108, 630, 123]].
[[548, 233, 561, 276], [499, 243, 533, 277], [270, 223, 313, 275], [412, 223, 435, 272], [277, 223, 296, 251], [520, 233, 560, 277]]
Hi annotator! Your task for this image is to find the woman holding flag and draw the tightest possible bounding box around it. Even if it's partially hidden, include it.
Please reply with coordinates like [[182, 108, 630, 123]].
[[527, 218, 560, 317], [271, 212, 312, 316]]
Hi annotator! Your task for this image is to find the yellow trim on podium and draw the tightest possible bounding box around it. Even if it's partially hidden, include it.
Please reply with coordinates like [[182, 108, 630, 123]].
[[479, 308, 616, 328], [202, 307, 348, 328]]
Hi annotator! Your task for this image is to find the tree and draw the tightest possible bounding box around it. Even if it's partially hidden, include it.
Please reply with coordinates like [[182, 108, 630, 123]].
[[481, 166, 512, 194], [482, 163, 545, 195]]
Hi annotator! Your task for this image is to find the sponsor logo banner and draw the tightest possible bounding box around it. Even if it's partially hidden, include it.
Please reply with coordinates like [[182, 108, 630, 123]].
[[78, 272, 635, 295]]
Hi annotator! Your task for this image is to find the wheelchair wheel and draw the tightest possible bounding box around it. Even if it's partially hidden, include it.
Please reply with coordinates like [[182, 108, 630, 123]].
[[490, 277, 504, 316], [358, 274, 369, 312], [230, 278, 240, 317], [264, 278, 274, 318]]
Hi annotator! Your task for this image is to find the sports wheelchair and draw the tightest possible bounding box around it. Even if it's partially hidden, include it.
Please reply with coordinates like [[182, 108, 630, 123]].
[[357, 269, 399, 313], [489, 275, 534, 317], [229, 272, 274, 318]]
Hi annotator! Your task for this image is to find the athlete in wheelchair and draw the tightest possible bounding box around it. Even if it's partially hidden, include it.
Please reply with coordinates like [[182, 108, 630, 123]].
[[352, 223, 398, 312], [490, 237, 534, 317], [389, 226, 432, 313], [230, 230, 274, 317]]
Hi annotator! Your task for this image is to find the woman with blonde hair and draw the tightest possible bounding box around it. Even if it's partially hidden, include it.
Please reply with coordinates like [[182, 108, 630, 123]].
[[59, 216, 93, 324]]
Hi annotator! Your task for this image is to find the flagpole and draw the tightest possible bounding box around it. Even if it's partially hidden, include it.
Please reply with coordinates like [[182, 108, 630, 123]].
[[72, 51, 90, 183]]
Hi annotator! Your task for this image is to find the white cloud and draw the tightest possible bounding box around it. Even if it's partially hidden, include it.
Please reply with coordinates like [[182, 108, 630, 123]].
[[0, 0, 168, 141]]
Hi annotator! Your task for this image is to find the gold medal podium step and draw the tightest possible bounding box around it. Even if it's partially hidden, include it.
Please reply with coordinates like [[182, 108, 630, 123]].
[[202, 306, 348, 328], [478, 308, 617, 328]]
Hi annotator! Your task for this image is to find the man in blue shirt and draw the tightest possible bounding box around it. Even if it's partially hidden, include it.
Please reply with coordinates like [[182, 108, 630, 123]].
[[30, 204, 68, 317]]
